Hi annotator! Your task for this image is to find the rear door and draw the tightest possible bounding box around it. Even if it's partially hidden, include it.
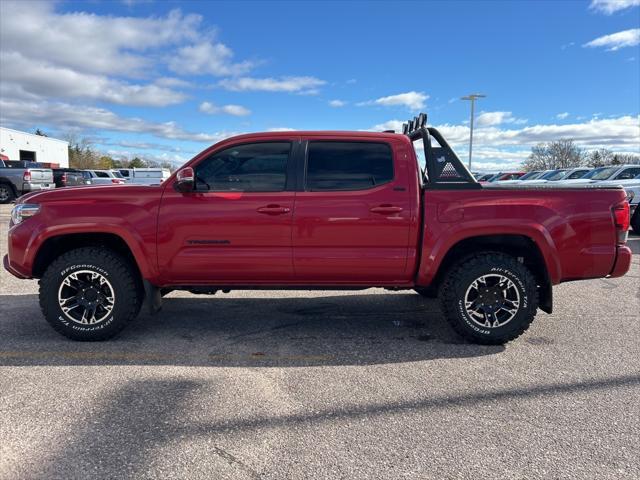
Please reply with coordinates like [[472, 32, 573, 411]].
[[157, 140, 297, 284], [292, 137, 414, 283]]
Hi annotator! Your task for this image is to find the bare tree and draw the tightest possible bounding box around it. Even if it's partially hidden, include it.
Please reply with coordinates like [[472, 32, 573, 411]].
[[523, 139, 585, 171], [585, 148, 614, 167]]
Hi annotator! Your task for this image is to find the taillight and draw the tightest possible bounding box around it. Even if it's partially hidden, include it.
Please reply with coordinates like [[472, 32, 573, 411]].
[[61, 173, 67, 185], [613, 201, 630, 244], [23, 171, 31, 182], [111, 179, 125, 184]]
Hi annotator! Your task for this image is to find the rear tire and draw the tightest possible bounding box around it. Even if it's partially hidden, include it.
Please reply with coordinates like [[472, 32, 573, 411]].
[[439, 252, 538, 345], [39, 247, 143, 341], [0, 183, 15, 204]]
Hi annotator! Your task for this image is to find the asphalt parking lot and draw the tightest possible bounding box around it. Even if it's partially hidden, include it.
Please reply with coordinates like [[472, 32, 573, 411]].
[[0, 203, 639, 480]]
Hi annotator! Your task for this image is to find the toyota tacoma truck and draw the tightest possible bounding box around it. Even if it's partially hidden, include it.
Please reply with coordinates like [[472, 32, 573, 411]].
[[4, 113, 633, 344]]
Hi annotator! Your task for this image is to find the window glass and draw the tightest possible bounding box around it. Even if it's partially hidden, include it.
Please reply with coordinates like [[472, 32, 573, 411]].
[[586, 167, 617, 180], [306, 142, 393, 191], [615, 167, 640, 180], [94, 171, 109, 178], [566, 170, 587, 179], [195, 142, 290, 192]]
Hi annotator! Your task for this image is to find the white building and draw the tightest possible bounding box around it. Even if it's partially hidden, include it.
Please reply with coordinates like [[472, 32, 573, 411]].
[[0, 127, 69, 167]]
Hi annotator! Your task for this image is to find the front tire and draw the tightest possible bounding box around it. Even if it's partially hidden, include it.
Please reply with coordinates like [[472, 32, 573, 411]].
[[39, 247, 142, 341], [439, 252, 538, 345]]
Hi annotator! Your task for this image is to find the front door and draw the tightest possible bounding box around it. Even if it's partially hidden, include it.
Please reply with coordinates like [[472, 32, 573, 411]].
[[292, 139, 413, 283], [157, 141, 296, 284]]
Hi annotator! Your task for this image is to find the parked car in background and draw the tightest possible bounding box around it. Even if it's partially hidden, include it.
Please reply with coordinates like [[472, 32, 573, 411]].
[[524, 167, 592, 184], [494, 170, 547, 184], [475, 172, 497, 182], [52, 168, 92, 188], [488, 172, 526, 182], [83, 169, 127, 185], [0, 159, 55, 204], [561, 165, 640, 184], [116, 168, 171, 185], [599, 173, 640, 234]]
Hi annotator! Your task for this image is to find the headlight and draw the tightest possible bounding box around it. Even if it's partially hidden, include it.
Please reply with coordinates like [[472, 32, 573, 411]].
[[10, 204, 40, 225]]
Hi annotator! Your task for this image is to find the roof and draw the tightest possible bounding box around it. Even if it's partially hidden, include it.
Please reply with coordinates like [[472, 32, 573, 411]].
[[218, 130, 405, 143], [0, 126, 69, 145]]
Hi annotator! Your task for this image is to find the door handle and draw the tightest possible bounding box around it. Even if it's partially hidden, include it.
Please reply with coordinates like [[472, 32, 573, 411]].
[[370, 205, 403, 214], [257, 204, 291, 215]]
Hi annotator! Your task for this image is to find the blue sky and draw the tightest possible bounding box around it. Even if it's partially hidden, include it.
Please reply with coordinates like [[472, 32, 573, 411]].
[[1, 0, 639, 170]]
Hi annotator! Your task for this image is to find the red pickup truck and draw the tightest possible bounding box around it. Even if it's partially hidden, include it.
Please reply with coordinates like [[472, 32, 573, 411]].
[[4, 114, 632, 344]]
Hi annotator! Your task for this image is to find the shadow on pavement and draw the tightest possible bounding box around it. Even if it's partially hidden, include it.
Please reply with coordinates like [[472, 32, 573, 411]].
[[0, 293, 504, 367], [23, 373, 640, 479]]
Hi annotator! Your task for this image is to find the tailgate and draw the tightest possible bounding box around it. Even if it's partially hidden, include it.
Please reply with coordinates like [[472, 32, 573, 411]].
[[28, 169, 54, 183]]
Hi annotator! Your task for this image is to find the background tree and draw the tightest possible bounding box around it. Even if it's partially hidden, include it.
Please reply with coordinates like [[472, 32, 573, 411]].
[[128, 157, 146, 168], [523, 139, 585, 171]]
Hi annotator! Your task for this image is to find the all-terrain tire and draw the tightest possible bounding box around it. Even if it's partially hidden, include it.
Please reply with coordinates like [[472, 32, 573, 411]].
[[39, 247, 143, 341], [0, 183, 15, 204], [439, 252, 539, 345]]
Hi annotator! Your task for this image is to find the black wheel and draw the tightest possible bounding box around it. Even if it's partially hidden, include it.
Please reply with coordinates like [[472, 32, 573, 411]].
[[0, 183, 15, 204], [439, 252, 539, 345], [631, 208, 640, 235], [414, 287, 437, 298], [39, 247, 143, 341]]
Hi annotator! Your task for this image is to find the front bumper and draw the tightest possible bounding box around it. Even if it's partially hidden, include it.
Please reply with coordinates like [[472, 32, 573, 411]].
[[3, 254, 29, 279]]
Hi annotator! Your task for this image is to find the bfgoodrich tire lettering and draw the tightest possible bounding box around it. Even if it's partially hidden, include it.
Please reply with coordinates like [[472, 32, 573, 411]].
[[39, 247, 142, 341], [440, 252, 539, 345]]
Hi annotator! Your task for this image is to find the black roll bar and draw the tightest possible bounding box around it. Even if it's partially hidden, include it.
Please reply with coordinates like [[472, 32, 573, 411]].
[[402, 112, 479, 187]]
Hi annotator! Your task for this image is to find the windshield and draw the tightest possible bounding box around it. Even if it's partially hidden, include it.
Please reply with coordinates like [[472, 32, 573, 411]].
[[537, 169, 562, 180], [519, 171, 543, 180], [589, 167, 619, 180], [111, 171, 125, 178], [581, 167, 608, 179], [545, 169, 571, 181], [566, 169, 588, 179]]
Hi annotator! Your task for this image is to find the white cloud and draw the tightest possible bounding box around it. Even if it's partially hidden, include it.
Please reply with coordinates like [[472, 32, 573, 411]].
[[199, 102, 251, 116], [329, 100, 346, 107], [370, 116, 640, 168], [475, 111, 527, 127], [0, 2, 203, 76], [556, 112, 570, 120], [267, 127, 296, 132], [1, 52, 186, 107], [589, 0, 640, 14], [359, 91, 428, 111], [0, 98, 238, 143], [584, 28, 640, 51], [217, 76, 326, 93], [168, 41, 253, 76]]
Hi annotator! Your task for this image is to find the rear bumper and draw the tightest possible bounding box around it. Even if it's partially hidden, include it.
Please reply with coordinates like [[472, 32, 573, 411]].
[[3, 254, 30, 279], [22, 182, 55, 193], [609, 246, 632, 278]]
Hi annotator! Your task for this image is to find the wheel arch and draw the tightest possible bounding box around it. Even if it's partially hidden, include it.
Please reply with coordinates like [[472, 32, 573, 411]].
[[32, 232, 146, 282], [427, 234, 553, 314]]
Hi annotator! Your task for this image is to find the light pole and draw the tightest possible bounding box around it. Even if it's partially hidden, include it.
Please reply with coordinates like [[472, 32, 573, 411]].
[[461, 93, 486, 170]]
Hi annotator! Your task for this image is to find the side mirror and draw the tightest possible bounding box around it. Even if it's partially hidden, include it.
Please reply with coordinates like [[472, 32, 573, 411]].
[[174, 167, 195, 193]]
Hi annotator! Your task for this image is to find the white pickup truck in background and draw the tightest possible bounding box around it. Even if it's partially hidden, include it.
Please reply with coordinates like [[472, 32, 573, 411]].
[[116, 168, 171, 185]]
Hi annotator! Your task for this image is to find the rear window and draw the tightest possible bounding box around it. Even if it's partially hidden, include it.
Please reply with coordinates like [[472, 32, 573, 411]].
[[306, 141, 393, 191], [94, 171, 110, 178]]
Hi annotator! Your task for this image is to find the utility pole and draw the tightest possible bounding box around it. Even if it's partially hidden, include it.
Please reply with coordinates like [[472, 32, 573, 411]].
[[461, 94, 486, 170]]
